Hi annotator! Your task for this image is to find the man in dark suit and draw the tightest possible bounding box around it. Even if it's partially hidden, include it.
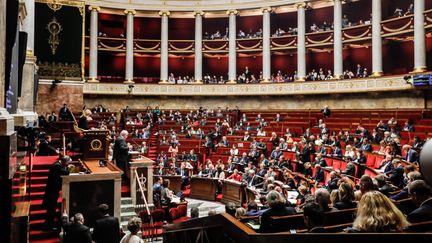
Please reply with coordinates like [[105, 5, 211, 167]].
[[113, 130, 130, 180], [59, 103, 73, 121], [303, 202, 326, 233], [321, 105, 331, 118], [48, 112, 57, 123], [326, 171, 339, 192], [407, 180, 432, 223], [43, 156, 71, 229], [259, 191, 297, 232], [313, 164, 325, 183], [61, 212, 92, 243], [38, 135, 59, 156], [300, 143, 312, 162], [176, 162, 190, 189], [92, 204, 120, 243]]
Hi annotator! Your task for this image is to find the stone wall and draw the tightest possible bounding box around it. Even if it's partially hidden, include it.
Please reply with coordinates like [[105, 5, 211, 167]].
[[84, 90, 427, 111], [36, 82, 84, 115]]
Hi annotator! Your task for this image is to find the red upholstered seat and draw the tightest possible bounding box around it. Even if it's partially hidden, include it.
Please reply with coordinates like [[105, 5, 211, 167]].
[[178, 204, 187, 217], [365, 154, 376, 167], [325, 158, 333, 166], [332, 160, 341, 170]]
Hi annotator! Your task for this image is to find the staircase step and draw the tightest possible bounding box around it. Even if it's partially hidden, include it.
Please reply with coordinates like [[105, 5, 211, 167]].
[[31, 169, 50, 177], [121, 204, 136, 213], [120, 211, 137, 222], [29, 229, 59, 241], [121, 197, 133, 205]]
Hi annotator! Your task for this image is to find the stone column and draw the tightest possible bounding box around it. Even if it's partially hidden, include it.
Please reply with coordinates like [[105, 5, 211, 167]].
[[413, 0, 426, 73], [261, 7, 272, 83], [194, 11, 204, 84], [371, 0, 383, 77], [88, 6, 100, 82], [333, 0, 343, 79], [296, 3, 307, 81], [124, 9, 136, 84], [159, 11, 170, 83], [19, 0, 37, 112], [227, 10, 238, 84]]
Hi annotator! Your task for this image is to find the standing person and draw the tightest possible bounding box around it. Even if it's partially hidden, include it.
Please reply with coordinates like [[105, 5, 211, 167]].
[[113, 130, 130, 180], [92, 204, 120, 243], [61, 212, 92, 243], [321, 105, 331, 118], [42, 156, 72, 230], [78, 109, 92, 130]]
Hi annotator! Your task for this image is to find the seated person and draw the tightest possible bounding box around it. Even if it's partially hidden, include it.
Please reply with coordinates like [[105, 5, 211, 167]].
[[303, 202, 326, 233], [407, 180, 432, 223], [312, 164, 325, 184], [227, 169, 242, 182], [259, 191, 297, 232], [350, 191, 408, 232]]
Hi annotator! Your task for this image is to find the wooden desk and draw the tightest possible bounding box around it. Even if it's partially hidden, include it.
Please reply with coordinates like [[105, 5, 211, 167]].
[[189, 177, 218, 201], [221, 180, 246, 206], [161, 175, 182, 194], [61, 160, 122, 228]]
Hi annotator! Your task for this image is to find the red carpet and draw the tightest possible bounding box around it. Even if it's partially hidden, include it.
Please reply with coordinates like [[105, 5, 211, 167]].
[[27, 156, 61, 243]]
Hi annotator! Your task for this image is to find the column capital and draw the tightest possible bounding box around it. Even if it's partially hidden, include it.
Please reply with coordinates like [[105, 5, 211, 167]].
[[159, 10, 171, 16], [261, 7, 272, 14], [193, 10, 205, 17], [124, 9, 136, 15], [295, 2, 308, 9], [88, 5, 100, 12], [226, 9, 239, 16]]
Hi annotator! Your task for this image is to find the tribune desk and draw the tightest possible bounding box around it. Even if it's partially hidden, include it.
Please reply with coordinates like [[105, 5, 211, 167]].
[[221, 180, 246, 206], [189, 177, 218, 201], [61, 160, 122, 228]]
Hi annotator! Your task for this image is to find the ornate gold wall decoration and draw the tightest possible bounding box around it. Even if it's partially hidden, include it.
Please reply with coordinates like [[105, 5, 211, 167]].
[[47, 17, 62, 55], [38, 61, 81, 80], [47, 0, 62, 12]]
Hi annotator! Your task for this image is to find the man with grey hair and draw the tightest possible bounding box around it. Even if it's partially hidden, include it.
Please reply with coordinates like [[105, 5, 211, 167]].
[[61, 211, 92, 243], [259, 190, 296, 232], [407, 180, 432, 223], [113, 130, 129, 180]]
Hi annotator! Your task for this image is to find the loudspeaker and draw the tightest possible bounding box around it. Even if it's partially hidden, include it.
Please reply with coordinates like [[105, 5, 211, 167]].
[[18, 31, 28, 97], [4, 0, 19, 91]]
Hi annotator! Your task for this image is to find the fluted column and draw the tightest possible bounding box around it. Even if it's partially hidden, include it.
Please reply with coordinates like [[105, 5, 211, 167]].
[[371, 0, 383, 77], [194, 11, 204, 84], [261, 7, 272, 83], [23, 0, 34, 52], [88, 6, 100, 82], [124, 9, 135, 83], [227, 10, 238, 84], [159, 11, 170, 83], [413, 0, 427, 73], [296, 3, 307, 81], [333, 0, 343, 79], [19, 0, 37, 112]]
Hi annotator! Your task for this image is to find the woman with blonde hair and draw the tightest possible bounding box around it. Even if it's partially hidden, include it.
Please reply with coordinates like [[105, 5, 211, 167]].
[[351, 190, 408, 232], [77, 109, 92, 130]]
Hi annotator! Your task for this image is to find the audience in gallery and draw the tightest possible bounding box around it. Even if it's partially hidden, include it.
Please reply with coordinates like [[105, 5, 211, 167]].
[[393, 4, 414, 18]]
